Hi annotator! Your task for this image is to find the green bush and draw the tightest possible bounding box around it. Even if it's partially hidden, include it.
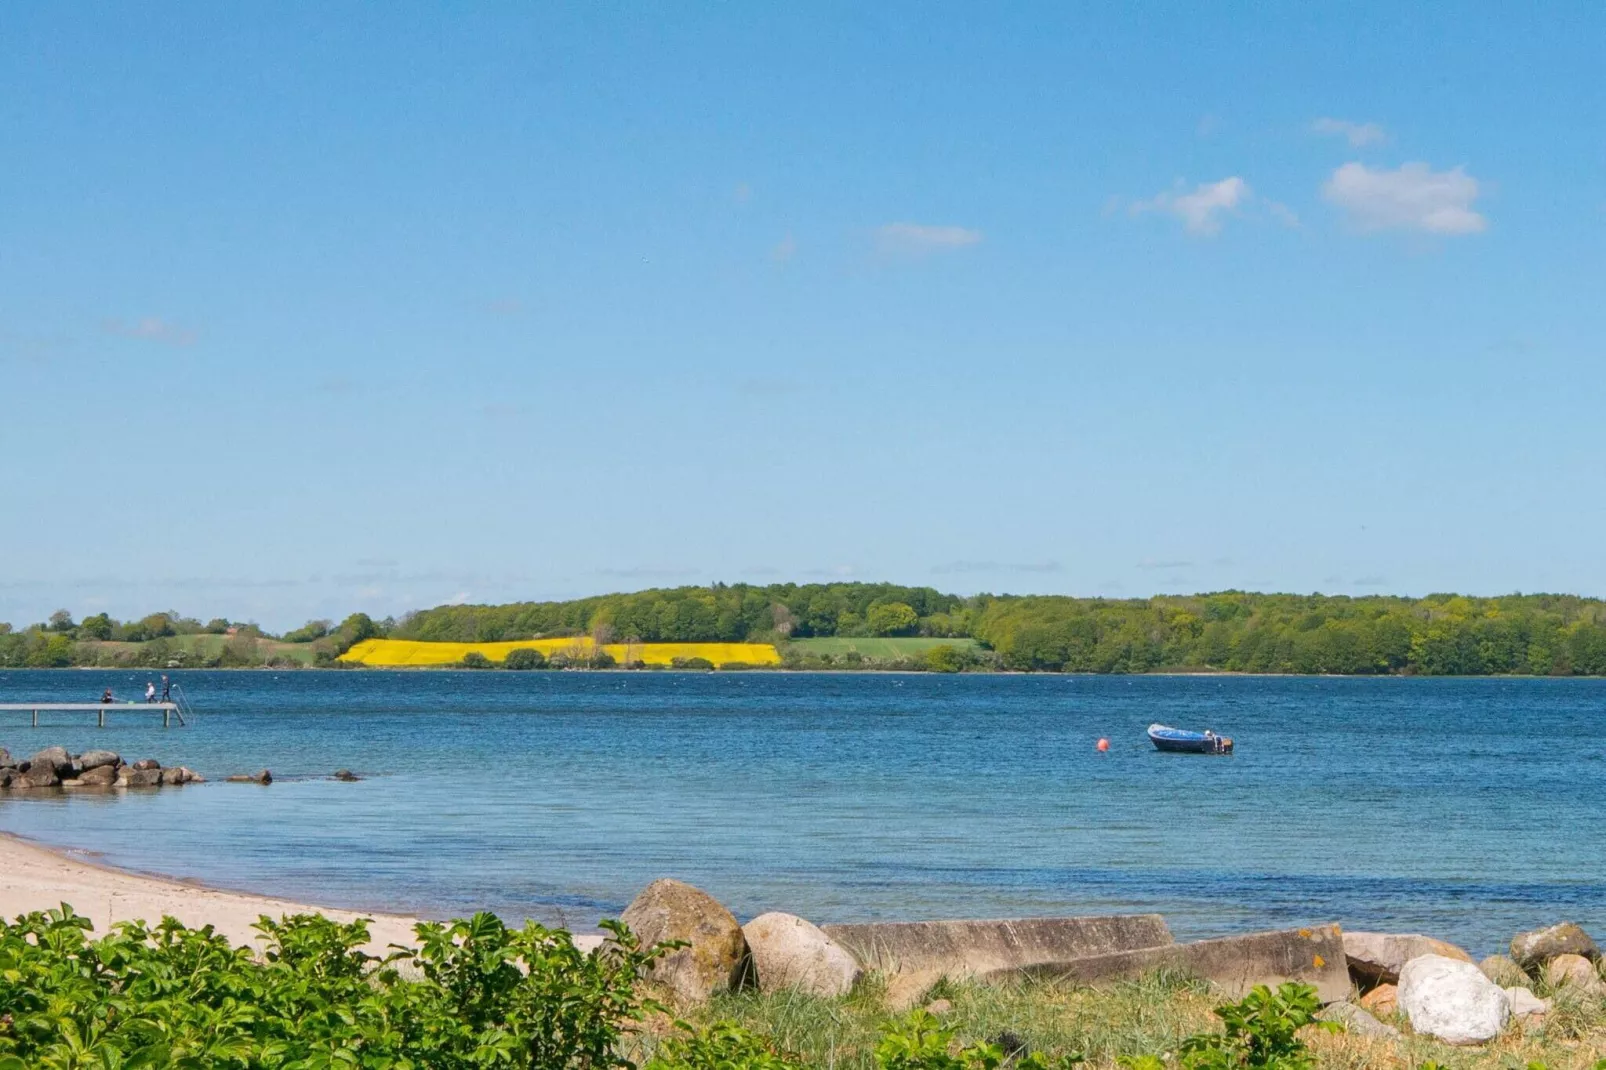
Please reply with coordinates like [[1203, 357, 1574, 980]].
[[0, 905, 666, 1069], [460, 651, 493, 669], [648, 1021, 805, 1070], [671, 657, 715, 671], [1174, 983, 1328, 1070], [504, 647, 548, 670]]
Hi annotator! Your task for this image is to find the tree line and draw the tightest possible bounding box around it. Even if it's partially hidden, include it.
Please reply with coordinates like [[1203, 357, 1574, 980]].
[[5, 585, 1606, 675]]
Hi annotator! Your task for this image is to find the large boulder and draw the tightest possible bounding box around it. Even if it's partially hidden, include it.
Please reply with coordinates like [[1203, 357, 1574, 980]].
[[131, 758, 162, 772], [1511, 923, 1598, 968], [1544, 954, 1604, 993], [1344, 931, 1471, 986], [1398, 954, 1511, 1045], [28, 747, 72, 775], [620, 879, 748, 1004], [78, 749, 120, 771], [77, 765, 119, 786], [19, 759, 61, 788], [120, 767, 162, 788], [742, 912, 860, 997]]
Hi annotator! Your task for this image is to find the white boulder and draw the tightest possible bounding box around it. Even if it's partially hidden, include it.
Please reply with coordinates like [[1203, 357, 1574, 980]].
[[741, 912, 861, 997], [1398, 954, 1511, 1045]]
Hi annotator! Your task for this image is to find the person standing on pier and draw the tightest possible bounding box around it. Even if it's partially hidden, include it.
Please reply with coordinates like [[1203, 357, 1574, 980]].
[[160, 675, 171, 703], [145, 681, 156, 703]]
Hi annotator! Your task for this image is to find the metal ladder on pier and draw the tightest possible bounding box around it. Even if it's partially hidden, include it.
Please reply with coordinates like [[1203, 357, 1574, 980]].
[[168, 683, 196, 726]]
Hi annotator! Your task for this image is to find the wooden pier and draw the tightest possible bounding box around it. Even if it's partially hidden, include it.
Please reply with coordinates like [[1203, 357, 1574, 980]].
[[0, 703, 185, 728]]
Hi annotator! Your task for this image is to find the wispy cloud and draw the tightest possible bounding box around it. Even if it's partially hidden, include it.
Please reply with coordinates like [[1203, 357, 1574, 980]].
[[874, 222, 983, 257], [1311, 118, 1387, 147], [931, 560, 1062, 575], [593, 566, 703, 580], [1322, 162, 1486, 235], [1131, 177, 1250, 236], [101, 317, 198, 346]]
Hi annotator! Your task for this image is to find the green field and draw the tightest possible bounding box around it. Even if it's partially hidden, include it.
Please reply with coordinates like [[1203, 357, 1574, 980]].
[[783, 636, 982, 659]]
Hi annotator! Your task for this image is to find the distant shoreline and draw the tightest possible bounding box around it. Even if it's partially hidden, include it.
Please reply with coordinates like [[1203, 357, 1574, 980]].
[[8, 665, 1602, 679]]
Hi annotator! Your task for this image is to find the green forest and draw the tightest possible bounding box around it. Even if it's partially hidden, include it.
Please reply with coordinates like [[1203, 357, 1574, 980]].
[[393, 583, 1606, 676], [6, 583, 1606, 675]]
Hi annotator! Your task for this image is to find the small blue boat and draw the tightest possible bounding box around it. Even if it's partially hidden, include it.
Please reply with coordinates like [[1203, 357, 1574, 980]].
[[1148, 723, 1234, 754]]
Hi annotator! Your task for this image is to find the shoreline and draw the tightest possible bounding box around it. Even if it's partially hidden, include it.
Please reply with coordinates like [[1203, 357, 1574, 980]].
[[0, 830, 602, 953]]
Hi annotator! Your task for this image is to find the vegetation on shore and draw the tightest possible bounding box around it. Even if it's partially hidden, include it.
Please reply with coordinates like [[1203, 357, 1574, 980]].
[[5, 583, 1606, 675], [3, 904, 1603, 1069]]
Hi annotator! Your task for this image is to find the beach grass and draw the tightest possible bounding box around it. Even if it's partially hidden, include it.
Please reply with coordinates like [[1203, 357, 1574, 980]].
[[660, 973, 1606, 1070]]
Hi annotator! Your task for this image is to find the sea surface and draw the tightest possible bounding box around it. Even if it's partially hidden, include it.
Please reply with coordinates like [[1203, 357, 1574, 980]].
[[0, 669, 1601, 955]]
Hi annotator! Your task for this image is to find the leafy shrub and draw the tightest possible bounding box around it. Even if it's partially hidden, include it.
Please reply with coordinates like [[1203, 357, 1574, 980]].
[[671, 657, 715, 671], [875, 1010, 1079, 1070], [648, 1021, 805, 1070], [460, 651, 493, 669], [0, 904, 666, 1069], [1175, 983, 1327, 1070], [504, 647, 548, 670], [925, 645, 965, 673]]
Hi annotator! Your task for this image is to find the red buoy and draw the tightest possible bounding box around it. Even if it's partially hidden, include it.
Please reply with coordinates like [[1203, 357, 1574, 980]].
[[1096, 738, 1110, 752]]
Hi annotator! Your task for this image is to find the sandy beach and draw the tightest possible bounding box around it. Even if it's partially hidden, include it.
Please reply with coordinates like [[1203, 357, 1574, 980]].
[[0, 831, 432, 954]]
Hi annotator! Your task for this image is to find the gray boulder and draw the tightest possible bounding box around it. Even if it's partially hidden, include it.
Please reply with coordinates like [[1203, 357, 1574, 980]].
[[333, 769, 362, 781], [0, 748, 10, 766], [78, 750, 120, 771], [741, 912, 861, 997], [1316, 1001, 1400, 1038], [1477, 954, 1528, 988], [1343, 931, 1472, 986], [1511, 922, 1598, 968], [121, 767, 161, 788], [20, 760, 61, 788], [620, 879, 748, 1004], [131, 758, 162, 772], [77, 765, 118, 786], [28, 746, 72, 774], [1398, 954, 1511, 1045]]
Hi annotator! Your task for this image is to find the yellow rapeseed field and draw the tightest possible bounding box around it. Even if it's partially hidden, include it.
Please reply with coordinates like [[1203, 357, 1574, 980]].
[[340, 638, 781, 668]]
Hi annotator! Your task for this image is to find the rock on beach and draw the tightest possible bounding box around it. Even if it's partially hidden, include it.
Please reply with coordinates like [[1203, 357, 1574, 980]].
[[1343, 931, 1471, 986], [620, 878, 748, 1004], [1398, 953, 1511, 1046], [741, 912, 860, 998], [1511, 922, 1599, 968]]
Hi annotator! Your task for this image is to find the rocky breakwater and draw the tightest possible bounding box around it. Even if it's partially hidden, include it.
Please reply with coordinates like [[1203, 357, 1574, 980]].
[[0, 746, 201, 788]]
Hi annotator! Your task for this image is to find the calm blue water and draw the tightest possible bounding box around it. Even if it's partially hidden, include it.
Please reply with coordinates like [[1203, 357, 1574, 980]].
[[0, 669, 1601, 955]]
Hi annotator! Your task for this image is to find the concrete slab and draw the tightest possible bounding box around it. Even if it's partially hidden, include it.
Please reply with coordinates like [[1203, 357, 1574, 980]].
[[993, 924, 1351, 1005], [821, 915, 1172, 981]]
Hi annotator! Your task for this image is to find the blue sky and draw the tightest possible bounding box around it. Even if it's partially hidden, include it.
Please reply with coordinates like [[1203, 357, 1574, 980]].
[[3, 4, 1603, 630]]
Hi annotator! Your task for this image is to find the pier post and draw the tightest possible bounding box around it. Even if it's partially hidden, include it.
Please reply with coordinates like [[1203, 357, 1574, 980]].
[[99, 707, 105, 728], [163, 707, 170, 728], [31, 709, 37, 728]]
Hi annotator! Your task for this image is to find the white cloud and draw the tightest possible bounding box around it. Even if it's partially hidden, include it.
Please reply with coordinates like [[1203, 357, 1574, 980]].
[[101, 317, 198, 346], [1133, 177, 1250, 236], [874, 222, 983, 256], [1311, 118, 1387, 147], [1267, 201, 1302, 228], [1322, 162, 1486, 234]]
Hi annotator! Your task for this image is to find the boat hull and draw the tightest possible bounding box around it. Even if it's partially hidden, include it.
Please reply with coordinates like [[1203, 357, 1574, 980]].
[[1147, 724, 1233, 754]]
